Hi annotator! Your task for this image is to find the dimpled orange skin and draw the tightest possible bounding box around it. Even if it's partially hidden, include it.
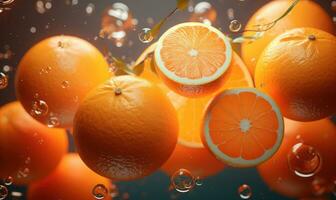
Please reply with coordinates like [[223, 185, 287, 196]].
[[15, 35, 111, 128], [258, 118, 336, 198], [241, 0, 335, 75], [255, 28, 336, 122], [28, 154, 112, 200], [73, 76, 178, 181], [0, 102, 68, 185]]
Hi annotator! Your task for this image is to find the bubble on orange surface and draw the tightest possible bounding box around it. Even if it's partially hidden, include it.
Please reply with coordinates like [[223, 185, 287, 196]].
[[287, 143, 321, 178]]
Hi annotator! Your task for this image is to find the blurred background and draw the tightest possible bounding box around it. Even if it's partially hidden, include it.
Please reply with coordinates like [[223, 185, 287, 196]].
[[0, 0, 335, 199]]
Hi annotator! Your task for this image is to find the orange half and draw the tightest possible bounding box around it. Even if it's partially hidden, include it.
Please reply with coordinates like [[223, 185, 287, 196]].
[[154, 22, 233, 97], [202, 88, 284, 167]]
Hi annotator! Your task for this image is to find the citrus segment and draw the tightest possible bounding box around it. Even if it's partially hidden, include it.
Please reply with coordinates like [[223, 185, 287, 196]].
[[154, 22, 232, 97], [202, 88, 284, 167]]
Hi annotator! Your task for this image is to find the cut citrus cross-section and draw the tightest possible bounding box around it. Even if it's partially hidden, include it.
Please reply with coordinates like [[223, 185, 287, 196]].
[[202, 88, 284, 167], [154, 22, 232, 97]]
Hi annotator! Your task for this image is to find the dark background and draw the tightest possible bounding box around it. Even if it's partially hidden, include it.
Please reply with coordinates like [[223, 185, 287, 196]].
[[0, 0, 335, 199]]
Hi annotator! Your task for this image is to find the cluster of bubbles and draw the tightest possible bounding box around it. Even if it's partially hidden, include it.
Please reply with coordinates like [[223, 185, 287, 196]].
[[36, 0, 53, 14], [238, 184, 252, 199], [99, 2, 137, 47], [64, 0, 78, 6], [189, 1, 217, 25], [287, 143, 321, 178], [170, 169, 204, 193]]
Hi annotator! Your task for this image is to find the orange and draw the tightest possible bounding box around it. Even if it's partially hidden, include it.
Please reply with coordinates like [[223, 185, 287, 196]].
[[154, 22, 233, 97], [135, 45, 253, 177], [0, 101, 68, 185], [15, 35, 111, 128], [255, 28, 336, 122], [27, 154, 112, 200], [241, 0, 335, 75], [202, 88, 284, 167], [73, 76, 178, 180], [258, 118, 336, 198]]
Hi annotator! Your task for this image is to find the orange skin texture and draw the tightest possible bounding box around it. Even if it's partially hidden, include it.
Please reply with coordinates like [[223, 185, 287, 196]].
[[241, 0, 335, 75], [27, 154, 112, 200], [258, 118, 336, 198], [161, 144, 225, 178], [0, 102, 68, 185], [255, 28, 336, 121], [73, 76, 178, 181], [15, 35, 111, 128]]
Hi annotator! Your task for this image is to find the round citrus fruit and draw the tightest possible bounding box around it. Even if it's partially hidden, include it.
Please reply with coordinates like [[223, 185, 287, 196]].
[[241, 0, 335, 75], [73, 75, 178, 180], [0, 101, 68, 185], [135, 46, 253, 177], [154, 22, 233, 97], [15, 35, 111, 128], [258, 118, 336, 198], [27, 154, 112, 200], [202, 88, 284, 167], [255, 27, 336, 122]]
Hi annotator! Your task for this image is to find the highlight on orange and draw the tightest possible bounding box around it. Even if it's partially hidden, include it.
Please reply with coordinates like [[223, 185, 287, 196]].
[[73, 76, 178, 181], [27, 154, 112, 200], [241, 0, 335, 75], [202, 88, 284, 167], [0, 102, 68, 185], [15, 35, 111, 128], [154, 22, 233, 97], [255, 28, 336, 122], [258, 118, 336, 198]]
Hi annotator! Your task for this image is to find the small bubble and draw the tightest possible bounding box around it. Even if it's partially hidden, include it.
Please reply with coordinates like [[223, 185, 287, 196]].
[[92, 184, 108, 200], [227, 8, 235, 20], [109, 184, 119, 198], [45, 2, 52, 9], [311, 177, 328, 196], [3, 176, 13, 186], [47, 116, 60, 128], [195, 177, 203, 186], [138, 28, 153, 43], [287, 143, 321, 178], [171, 169, 195, 193], [0, 72, 8, 90], [86, 3, 95, 15], [0, 185, 8, 200], [238, 184, 252, 199], [31, 100, 49, 116], [229, 20, 242, 33], [61, 80, 70, 88], [331, 1, 336, 12], [189, 1, 217, 25]]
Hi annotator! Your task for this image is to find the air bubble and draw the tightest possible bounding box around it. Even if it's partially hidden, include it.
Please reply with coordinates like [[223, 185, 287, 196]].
[[189, 1, 217, 25], [171, 169, 195, 193], [86, 3, 95, 15], [138, 28, 153, 43], [47, 115, 60, 128], [31, 100, 49, 116], [92, 184, 108, 200], [0, 185, 8, 200], [238, 184, 252, 199], [3, 176, 13, 186], [0, 72, 8, 90], [229, 20, 242, 32]]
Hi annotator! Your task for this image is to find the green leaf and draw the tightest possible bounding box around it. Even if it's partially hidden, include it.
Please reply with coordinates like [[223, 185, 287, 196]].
[[176, 0, 189, 11]]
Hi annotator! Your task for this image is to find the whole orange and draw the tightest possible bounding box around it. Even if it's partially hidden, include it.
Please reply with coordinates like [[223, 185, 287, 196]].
[[0, 101, 68, 185], [255, 28, 336, 121], [15, 35, 111, 128], [73, 76, 178, 180], [241, 0, 335, 75], [258, 118, 336, 198], [27, 154, 112, 200]]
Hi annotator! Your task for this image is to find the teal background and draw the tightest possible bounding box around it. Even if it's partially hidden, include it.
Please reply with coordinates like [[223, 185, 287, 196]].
[[1, 0, 335, 199]]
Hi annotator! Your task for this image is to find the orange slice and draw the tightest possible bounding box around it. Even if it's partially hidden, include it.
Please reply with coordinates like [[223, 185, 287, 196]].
[[154, 22, 232, 97], [202, 88, 284, 167]]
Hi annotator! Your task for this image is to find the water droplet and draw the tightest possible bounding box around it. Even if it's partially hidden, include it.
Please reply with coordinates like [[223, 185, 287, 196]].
[[0, 72, 8, 90], [47, 116, 60, 128], [92, 184, 108, 200], [86, 3, 95, 15], [287, 143, 321, 178], [189, 1, 217, 25], [171, 169, 195, 193], [3, 176, 13, 186], [61, 80, 70, 88], [238, 184, 252, 199], [229, 20, 242, 32], [99, 3, 134, 47], [31, 100, 49, 116], [0, 185, 8, 200], [138, 28, 153, 43], [195, 176, 203, 186]]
